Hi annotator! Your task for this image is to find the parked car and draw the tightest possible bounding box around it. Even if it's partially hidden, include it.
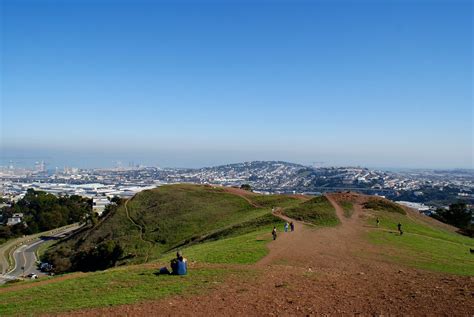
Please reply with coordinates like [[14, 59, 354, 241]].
[[39, 262, 53, 272], [26, 273, 38, 279]]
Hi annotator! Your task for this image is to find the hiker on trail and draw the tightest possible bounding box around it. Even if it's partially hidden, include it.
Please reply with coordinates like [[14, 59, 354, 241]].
[[272, 227, 277, 240], [290, 221, 295, 232], [397, 223, 403, 236], [376, 217, 380, 227], [284, 222, 289, 232], [159, 250, 188, 275]]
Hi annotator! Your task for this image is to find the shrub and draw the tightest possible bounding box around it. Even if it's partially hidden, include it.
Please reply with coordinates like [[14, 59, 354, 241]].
[[363, 198, 406, 214]]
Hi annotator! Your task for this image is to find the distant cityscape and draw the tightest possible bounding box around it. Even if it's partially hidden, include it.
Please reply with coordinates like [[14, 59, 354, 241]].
[[1, 160, 473, 216]]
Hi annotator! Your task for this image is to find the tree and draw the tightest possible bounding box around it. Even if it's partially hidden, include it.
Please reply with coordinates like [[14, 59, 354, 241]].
[[240, 184, 252, 191], [433, 202, 472, 229], [0, 226, 11, 240], [72, 240, 124, 272], [110, 196, 123, 205], [0, 189, 93, 240]]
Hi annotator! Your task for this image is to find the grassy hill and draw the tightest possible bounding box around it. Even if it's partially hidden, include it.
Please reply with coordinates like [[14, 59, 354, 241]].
[[354, 196, 474, 275], [0, 185, 342, 315], [1, 190, 473, 316], [282, 196, 339, 226], [43, 184, 307, 272]]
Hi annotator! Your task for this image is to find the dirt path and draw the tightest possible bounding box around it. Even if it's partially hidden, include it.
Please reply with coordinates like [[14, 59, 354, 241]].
[[56, 195, 474, 316]]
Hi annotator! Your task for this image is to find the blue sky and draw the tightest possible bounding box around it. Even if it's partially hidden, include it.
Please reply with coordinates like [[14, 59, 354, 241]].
[[1, 0, 472, 168]]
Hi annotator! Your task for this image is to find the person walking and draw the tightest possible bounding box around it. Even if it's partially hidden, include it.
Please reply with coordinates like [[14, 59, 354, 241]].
[[272, 227, 277, 240], [284, 222, 289, 232], [397, 222, 403, 235], [376, 217, 380, 227], [290, 222, 294, 232]]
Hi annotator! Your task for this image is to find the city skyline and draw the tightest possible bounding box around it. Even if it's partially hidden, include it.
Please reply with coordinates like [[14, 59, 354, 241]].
[[2, 1, 473, 169], [1, 155, 473, 171]]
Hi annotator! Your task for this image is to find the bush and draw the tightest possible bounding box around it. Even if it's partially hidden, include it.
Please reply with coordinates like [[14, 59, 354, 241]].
[[240, 184, 252, 191], [432, 203, 472, 229], [72, 240, 124, 272], [363, 198, 406, 214], [43, 245, 74, 273], [283, 196, 339, 226]]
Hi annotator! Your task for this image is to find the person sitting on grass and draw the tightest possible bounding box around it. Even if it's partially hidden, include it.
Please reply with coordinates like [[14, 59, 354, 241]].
[[159, 251, 188, 275]]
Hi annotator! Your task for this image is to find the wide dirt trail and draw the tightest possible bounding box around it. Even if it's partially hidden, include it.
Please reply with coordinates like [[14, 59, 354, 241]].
[[64, 194, 474, 316], [258, 194, 371, 271]]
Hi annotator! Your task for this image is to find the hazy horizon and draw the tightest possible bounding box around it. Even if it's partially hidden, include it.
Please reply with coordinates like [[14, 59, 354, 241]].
[[1, 146, 473, 171], [1, 1, 473, 170]]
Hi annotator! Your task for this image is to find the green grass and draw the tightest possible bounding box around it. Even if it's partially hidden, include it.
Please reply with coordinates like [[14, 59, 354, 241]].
[[45, 184, 303, 270], [249, 195, 303, 208], [165, 218, 284, 264], [0, 211, 283, 315], [372, 212, 470, 245], [340, 201, 354, 218], [282, 196, 340, 226], [367, 211, 474, 275], [363, 198, 406, 214], [0, 266, 243, 316], [0, 185, 341, 315]]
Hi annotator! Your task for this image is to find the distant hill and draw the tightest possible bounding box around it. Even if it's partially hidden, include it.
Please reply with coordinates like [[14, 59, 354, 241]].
[[43, 184, 330, 272]]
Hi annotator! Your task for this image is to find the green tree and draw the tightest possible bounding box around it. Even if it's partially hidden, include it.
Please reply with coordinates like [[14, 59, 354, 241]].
[[110, 196, 123, 205], [0, 226, 11, 240], [433, 202, 472, 229], [240, 184, 252, 191], [72, 240, 124, 272], [0, 189, 93, 240]]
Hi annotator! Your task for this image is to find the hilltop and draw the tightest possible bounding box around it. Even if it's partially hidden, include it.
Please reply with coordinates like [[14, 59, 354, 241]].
[[0, 186, 473, 316], [42, 184, 321, 272]]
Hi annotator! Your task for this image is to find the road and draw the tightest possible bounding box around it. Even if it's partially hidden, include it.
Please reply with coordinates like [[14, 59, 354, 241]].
[[0, 224, 81, 284]]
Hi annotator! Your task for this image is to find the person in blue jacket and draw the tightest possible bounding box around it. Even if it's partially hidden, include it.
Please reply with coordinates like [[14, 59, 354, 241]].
[[159, 250, 187, 275], [171, 250, 187, 275]]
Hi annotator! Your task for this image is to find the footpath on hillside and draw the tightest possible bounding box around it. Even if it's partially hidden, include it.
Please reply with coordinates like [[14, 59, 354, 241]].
[[63, 193, 474, 316]]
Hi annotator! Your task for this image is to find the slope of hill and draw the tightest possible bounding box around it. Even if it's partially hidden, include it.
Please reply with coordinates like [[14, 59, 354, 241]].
[[1, 190, 473, 316], [330, 193, 474, 275], [42, 184, 306, 272], [282, 196, 340, 226]]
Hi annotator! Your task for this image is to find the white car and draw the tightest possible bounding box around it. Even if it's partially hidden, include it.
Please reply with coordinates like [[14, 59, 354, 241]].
[[26, 273, 38, 279]]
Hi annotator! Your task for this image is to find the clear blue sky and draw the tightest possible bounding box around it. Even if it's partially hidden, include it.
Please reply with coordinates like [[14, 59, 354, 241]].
[[1, 0, 472, 169]]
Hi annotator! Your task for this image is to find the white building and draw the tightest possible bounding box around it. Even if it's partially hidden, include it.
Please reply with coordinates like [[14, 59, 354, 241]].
[[92, 197, 111, 216], [7, 213, 24, 226]]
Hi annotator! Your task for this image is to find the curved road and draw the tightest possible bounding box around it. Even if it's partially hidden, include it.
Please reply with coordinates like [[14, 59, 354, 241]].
[[0, 224, 81, 284], [9, 239, 45, 278]]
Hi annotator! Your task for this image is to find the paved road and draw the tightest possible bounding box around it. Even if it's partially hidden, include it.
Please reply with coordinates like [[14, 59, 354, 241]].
[[0, 224, 81, 284], [9, 239, 45, 278]]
